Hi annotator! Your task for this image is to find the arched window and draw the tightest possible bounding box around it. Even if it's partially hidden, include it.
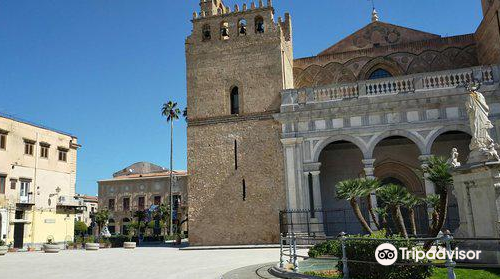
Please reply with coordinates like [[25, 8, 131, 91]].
[[220, 21, 230, 40], [202, 24, 211, 41], [255, 16, 265, 33], [238, 19, 247, 35], [230, 87, 239, 115], [368, 68, 393, 80]]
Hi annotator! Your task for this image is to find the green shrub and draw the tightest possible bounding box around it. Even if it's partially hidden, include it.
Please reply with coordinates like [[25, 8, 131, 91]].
[[308, 231, 433, 279], [0, 240, 5, 246], [83, 235, 95, 244], [74, 221, 88, 236]]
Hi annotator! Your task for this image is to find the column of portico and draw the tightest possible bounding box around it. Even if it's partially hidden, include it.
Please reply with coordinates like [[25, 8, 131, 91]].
[[419, 154, 436, 224], [362, 158, 379, 230], [281, 138, 305, 211], [303, 162, 324, 235]]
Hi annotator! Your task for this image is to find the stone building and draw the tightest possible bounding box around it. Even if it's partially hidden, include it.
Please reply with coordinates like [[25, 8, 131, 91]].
[[97, 162, 188, 235], [75, 195, 98, 227], [186, 0, 500, 245], [0, 113, 82, 249]]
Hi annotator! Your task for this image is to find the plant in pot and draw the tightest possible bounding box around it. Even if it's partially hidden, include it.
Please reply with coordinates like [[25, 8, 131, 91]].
[[43, 236, 60, 253], [0, 239, 8, 256], [84, 235, 99, 251], [123, 226, 136, 249]]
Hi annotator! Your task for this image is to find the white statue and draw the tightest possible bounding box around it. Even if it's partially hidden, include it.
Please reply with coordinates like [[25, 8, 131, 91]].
[[100, 220, 111, 238], [465, 82, 500, 162], [447, 148, 461, 168]]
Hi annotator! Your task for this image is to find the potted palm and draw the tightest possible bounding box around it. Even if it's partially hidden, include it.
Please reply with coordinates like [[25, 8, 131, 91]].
[[0, 240, 8, 256], [84, 235, 99, 251], [43, 236, 61, 253], [123, 227, 136, 249]]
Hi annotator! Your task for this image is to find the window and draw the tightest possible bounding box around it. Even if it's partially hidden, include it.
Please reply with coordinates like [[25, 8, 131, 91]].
[[220, 21, 229, 40], [230, 86, 239, 115], [138, 196, 145, 211], [24, 140, 34, 156], [234, 140, 238, 170], [0, 176, 5, 194], [19, 180, 31, 203], [242, 179, 246, 201], [255, 16, 265, 33], [238, 19, 247, 35], [123, 197, 130, 211], [108, 199, 115, 211], [173, 194, 181, 209], [368, 68, 393, 80], [58, 148, 68, 162], [40, 143, 50, 159], [202, 24, 211, 41], [10, 179, 17, 190], [154, 196, 161, 206], [0, 132, 6, 150]]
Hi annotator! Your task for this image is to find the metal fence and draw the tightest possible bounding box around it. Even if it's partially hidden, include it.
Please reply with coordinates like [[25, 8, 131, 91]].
[[279, 232, 500, 279], [279, 204, 460, 238]]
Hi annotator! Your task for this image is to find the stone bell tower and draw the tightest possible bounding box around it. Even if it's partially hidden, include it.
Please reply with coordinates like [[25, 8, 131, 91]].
[[185, 0, 294, 246]]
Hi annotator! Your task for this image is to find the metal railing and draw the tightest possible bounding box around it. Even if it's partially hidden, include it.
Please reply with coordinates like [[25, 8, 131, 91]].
[[279, 232, 500, 279]]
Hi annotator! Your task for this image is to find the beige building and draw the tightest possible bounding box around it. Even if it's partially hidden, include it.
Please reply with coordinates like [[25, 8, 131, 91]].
[[75, 195, 98, 227], [0, 113, 82, 249], [97, 162, 188, 235], [186, 0, 500, 246]]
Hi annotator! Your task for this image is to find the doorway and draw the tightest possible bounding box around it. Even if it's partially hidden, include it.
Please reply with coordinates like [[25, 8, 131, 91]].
[[13, 210, 24, 249]]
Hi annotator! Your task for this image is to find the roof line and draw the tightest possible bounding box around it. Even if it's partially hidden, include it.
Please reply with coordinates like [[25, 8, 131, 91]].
[[0, 112, 76, 138]]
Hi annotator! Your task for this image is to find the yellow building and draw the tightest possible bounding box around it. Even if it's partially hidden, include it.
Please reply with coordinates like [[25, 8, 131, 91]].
[[0, 113, 82, 249]]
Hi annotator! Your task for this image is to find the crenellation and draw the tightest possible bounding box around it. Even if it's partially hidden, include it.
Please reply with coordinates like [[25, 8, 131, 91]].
[[251, 2, 256, 9]]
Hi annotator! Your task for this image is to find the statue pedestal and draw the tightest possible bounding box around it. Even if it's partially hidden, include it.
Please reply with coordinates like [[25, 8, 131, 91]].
[[452, 161, 500, 264]]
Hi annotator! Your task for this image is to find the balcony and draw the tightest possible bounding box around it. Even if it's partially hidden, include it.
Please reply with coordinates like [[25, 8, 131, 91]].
[[281, 65, 499, 109], [16, 195, 35, 208], [57, 195, 85, 212]]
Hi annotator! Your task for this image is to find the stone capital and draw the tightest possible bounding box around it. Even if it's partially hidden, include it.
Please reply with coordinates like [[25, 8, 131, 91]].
[[362, 158, 376, 166], [303, 162, 322, 172], [281, 137, 303, 146], [418, 154, 432, 163]]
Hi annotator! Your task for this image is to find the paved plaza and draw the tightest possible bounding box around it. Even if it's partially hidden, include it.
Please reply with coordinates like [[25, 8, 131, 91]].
[[0, 247, 281, 279]]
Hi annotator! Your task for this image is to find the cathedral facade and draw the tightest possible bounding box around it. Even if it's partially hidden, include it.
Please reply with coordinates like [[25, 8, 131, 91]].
[[186, 0, 500, 245]]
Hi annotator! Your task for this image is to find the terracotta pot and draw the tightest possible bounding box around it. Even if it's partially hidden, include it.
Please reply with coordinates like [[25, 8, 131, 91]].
[[85, 243, 100, 251], [123, 242, 136, 249], [0, 246, 8, 256], [43, 244, 60, 253]]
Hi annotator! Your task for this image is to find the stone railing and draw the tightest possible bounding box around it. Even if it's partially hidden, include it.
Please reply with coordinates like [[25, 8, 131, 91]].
[[281, 65, 499, 107]]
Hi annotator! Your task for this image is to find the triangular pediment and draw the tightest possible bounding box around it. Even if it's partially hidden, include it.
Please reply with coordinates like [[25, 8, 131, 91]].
[[319, 21, 440, 56]]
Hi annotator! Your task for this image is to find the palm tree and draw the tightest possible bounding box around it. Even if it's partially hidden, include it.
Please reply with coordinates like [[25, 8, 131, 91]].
[[154, 204, 171, 238], [133, 210, 148, 242], [336, 179, 372, 234], [378, 184, 409, 238], [425, 194, 440, 235], [402, 194, 422, 236], [359, 178, 382, 230], [425, 156, 453, 237], [374, 206, 391, 234], [161, 101, 181, 236]]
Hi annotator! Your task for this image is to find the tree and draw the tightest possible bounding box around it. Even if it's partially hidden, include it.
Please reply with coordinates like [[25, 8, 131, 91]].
[[133, 210, 148, 237], [74, 221, 88, 237], [336, 179, 372, 234], [374, 206, 390, 234], [359, 178, 382, 230], [378, 184, 409, 238], [402, 194, 422, 237], [154, 204, 171, 238], [162, 101, 182, 236], [425, 194, 441, 236], [93, 210, 110, 240], [425, 156, 453, 237]]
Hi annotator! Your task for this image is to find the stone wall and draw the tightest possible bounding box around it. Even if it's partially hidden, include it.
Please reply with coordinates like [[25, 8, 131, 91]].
[[186, 2, 291, 245], [187, 119, 285, 245], [476, 0, 500, 65]]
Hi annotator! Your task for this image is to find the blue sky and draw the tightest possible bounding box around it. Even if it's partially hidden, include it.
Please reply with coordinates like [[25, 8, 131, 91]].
[[0, 0, 482, 196]]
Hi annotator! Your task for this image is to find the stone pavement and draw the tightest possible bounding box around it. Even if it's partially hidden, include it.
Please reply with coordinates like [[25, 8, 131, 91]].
[[0, 247, 281, 279]]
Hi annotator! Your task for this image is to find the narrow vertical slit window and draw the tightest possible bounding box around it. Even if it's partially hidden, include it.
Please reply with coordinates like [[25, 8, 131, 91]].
[[234, 140, 238, 170], [308, 173, 315, 218], [242, 179, 246, 201]]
